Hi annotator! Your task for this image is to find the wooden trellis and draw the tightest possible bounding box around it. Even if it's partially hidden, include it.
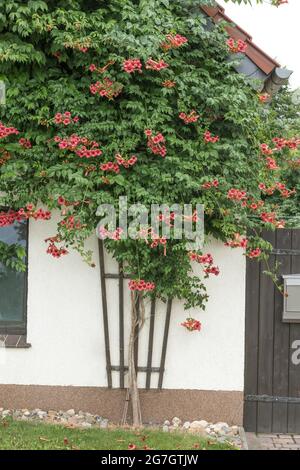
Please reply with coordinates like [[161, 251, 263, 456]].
[[98, 240, 172, 390]]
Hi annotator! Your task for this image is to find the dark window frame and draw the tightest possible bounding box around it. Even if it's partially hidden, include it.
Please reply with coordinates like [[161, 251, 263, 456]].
[[0, 217, 29, 335]]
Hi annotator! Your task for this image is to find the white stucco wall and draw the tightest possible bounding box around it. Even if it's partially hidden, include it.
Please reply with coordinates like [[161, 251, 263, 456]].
[[0, 215, 246, 391]]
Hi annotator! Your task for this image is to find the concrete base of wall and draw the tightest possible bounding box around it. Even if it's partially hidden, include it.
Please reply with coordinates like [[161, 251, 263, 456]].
[[0, 385, 243, 425]]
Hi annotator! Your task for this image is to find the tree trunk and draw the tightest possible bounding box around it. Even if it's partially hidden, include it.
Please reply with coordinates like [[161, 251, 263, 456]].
[[128, 291, 143, 427]]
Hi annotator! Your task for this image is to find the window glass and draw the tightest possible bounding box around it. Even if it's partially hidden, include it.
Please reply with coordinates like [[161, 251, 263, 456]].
[[0, 221, 27, 327]]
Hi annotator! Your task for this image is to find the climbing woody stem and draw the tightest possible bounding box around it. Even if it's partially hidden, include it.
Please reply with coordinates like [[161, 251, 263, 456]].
[[128, 291, 143, 426]]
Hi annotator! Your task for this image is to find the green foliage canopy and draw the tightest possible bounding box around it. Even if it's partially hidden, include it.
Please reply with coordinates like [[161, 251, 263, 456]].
[[0, 0, 297, 308]]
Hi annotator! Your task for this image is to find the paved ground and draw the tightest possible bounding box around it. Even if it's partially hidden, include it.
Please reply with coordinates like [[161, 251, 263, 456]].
[[246, 432, 300, 450]]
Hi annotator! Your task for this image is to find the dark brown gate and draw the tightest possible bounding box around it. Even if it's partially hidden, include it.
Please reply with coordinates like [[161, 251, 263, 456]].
[[244, 229, 300, 433]]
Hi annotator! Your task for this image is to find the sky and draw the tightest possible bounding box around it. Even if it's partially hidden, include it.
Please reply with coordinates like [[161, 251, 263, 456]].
[[218, 0, 300, 90]]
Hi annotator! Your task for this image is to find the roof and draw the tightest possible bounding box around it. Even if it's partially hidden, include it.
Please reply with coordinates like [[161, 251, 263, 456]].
[[200, 2, 292, 95]]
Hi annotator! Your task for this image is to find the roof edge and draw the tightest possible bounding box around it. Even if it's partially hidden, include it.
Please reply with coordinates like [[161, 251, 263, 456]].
[[200, 3, 281, 75]]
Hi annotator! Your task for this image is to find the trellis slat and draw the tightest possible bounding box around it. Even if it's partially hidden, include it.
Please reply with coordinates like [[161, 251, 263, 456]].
[[98, 240, 112, 388], [158, 299, 172, 389], [146, 298, 156, 389]]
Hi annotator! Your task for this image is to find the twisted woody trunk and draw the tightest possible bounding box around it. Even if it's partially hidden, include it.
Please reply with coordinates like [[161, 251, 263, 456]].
[[127, 292, 146, 427]]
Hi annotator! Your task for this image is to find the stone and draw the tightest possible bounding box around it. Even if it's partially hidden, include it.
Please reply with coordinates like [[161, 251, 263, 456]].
[[0, 407, 241, 446], [231, 426, 239, 435], [74, 415, 85, 422], [84, 414, 95, 424], [81, 422, 92, 428], [182, 421, 191, 430], [213, 422, 229, 435], [99, 419, 108, 429], [190, 420, 208, 430], [188, 421, 208, 435], [0, 406, 112, 430], [215, 421, 229, 428], [198, 420, 208, 428], [172, 417, 182, 427]]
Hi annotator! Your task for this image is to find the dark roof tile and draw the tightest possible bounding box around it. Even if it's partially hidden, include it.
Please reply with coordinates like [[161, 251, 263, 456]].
[[200, 3, 279, 74], [200, 2, 292, 94]]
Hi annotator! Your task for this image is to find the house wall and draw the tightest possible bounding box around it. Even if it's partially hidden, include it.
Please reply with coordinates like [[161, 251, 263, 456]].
[[0, 215, 246, 423]]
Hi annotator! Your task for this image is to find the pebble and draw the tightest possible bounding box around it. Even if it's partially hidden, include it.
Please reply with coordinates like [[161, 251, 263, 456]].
[[188, 426, 207, 436], [0, 408, 109, 430], [172, 417, 182, 427], [162, 417, 243, 448], [81, 422, 92, 428], [231, 425, 239, 435], [99, 419, 108, 429], [189, 420, 207, 430], [0, 409, 243, 447], [84, 413, 95, 424], [213, 422, 230, 435], [198, 420, 208, 428]]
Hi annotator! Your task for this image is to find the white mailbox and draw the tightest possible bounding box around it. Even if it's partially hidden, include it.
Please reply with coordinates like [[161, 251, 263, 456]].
[[283, 274, 300, 323]]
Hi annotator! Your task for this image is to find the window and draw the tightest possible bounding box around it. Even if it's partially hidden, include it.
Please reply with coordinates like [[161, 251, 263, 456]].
[[0, 220, 28, 334]]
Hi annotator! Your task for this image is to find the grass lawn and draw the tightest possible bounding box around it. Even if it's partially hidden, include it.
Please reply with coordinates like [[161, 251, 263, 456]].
[[0, 418, 236, 450]]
